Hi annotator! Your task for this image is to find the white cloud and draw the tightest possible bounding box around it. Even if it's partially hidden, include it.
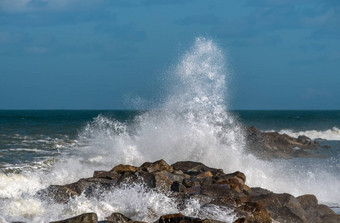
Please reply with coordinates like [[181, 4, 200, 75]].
[[0, 0, 31, 12], [0, 0, 104, 12]]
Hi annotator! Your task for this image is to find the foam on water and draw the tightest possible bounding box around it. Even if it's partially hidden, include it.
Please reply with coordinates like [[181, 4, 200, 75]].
[[0, 37, 339, 222], [277, 127, 340, 140]]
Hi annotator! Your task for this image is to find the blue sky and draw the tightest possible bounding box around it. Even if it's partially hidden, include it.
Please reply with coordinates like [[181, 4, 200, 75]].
[[0, 0, 339, 109]]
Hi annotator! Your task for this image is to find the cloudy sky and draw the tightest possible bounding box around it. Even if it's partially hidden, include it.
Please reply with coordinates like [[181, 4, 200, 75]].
[[0, 0, 339, 109]]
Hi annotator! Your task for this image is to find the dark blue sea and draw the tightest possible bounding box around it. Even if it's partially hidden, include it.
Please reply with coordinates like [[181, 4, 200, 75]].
[[1, 110, 339, 168]]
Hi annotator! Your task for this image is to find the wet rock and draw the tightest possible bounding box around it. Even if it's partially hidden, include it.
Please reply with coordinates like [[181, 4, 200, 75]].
[[93, 170, 120, 180], [155, 213, 224, 223], [50, 213, 97, 223], [37, 159, 338, 223], [196, 171, 213, 178], [154, 171, 174, 192], [36, 185, 79, 203], [245, 126, 318, 159], [140, 159, 173, 173], [105, 212, 131, 223], [248, 192, 306, 222], [296, 194, 318, 209], [213, 171, 246, 192], [235, 202, 272, 223], [201, 184, 232, 197], [171, 161, 223, 176], [171, 181, 187, 193], [111, 164, 137, 173]]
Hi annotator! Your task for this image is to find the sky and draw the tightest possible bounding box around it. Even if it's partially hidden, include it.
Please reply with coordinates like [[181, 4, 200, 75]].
[[0, 0, 339, 110]]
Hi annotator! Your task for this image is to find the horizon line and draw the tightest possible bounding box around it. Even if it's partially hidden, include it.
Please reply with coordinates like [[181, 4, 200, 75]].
[[0, 109, 340, 111]]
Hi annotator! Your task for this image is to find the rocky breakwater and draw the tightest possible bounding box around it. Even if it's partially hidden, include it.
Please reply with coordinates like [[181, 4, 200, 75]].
[[36, 160, 339, 223], [245, 126, 319, 159]]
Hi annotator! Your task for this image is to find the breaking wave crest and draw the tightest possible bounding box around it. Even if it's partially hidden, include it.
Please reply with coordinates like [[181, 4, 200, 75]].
[[278, 127, 340, 140]]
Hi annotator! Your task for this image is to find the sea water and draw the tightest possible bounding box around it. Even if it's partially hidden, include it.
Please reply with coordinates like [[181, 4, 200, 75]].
[[0, 38, 339, 222]]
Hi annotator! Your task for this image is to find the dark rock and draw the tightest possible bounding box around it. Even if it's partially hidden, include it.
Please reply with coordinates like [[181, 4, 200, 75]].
[[50, 213, 97, 223], [155, 213, 224, 223], [37, 159, 339, 223], [154, 171, 174, 192], [213, 171, 246, 192], [248, 192, 306, 222], [245, 126, 318, 159], [140, 159, 173, 173], [248, 187, 271, 197], [171, 161, 223, 176], [106, 212, 131, 223], [171, 181, 187, 193], [93, 170, 120, 180], [36, 185, 79, 203], [201, 184, 232, 197], [296, 194, 318, 209], [236, 202, 272, 223]]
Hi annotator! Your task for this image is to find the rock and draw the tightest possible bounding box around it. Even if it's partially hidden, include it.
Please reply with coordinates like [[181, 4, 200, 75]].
[[170, 181, 187, 193], [111, 164, 137, 173], [245, 126, 318, 159], [296, 194, 318, 209], [297, 135, 313, 145], [201, 184, 232, 197], [249, 192, 307, 222], [155, 213, 224, 223], [93, 170, 120, 180], [36, 185, 79, 203], [140, 159, 173, 173], [37, 160, 339, 223], [106, 212, 131, 223], [214, 171, 246, 192], [171, 161, 223, 176], [154, 171, 174, 192], [236, 202, 272, 223], [196, 171, 213, 178], [50, 213, 97, 223]]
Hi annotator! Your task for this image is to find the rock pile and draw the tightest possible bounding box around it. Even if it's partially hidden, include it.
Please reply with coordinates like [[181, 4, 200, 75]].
[[245, 126, 319, 159], [37, 160, 338, 223]]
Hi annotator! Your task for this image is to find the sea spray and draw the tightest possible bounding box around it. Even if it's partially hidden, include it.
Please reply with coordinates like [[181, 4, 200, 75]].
[[0, 38, 242, 222], [0, 38, 339, 222], [70, 38, 339, 205]]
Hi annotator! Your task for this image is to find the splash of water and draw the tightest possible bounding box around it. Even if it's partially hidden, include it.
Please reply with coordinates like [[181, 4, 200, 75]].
[[0, 37, 339, 222]]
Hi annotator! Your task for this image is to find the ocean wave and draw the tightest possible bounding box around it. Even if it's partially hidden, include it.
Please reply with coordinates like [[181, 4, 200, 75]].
[[0, 38, 339, 222], [277, 127, 340, 140]]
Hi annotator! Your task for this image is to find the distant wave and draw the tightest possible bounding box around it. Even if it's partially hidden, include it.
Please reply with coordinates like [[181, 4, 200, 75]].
[[275, 127, 340, 140]]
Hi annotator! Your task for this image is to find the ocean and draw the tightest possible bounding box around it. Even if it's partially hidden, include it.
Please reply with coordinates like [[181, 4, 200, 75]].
[[0, 38, 339, 222]]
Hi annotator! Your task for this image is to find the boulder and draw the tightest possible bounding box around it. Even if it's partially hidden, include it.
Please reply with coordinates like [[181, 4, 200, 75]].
[[155, 213, 224, 223], [140, 159, 173, 173], [105, 212, 131, 223], [37, 160, 338, 223], [235, 202, 272, 223], [111, 164, 137, 173], [245, 126, 318, 159], [50, 213, 97, 223]]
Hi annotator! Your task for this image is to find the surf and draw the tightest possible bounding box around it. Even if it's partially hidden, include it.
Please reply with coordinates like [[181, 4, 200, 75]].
[[0, 38, 339, 222]]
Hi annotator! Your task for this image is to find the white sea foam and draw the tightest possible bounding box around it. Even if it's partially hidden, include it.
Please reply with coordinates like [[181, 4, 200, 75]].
[[0, 37, 339, 222], [277, 127, 340, 140]]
